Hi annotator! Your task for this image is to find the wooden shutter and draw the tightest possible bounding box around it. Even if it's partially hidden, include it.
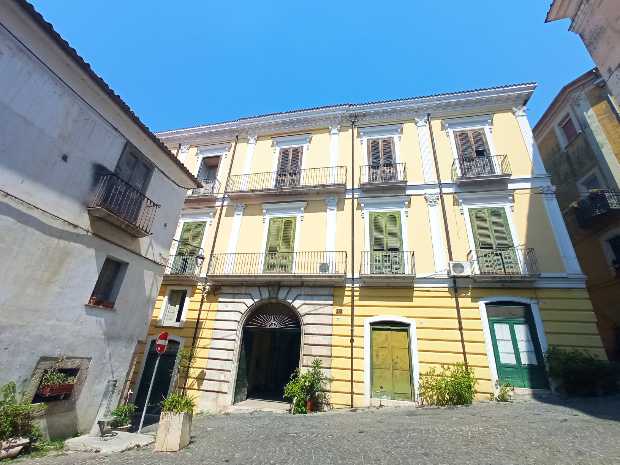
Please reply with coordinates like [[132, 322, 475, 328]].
[[266, 217, 284, 253], [385, 212, 402, 251], [277, 148, 291, 175], [381, 138, 394, 164], [470, 209, 494, 250], [489, 208, 513, 249], [178, 222, 206, 254], [289, 147, 302, 172], [280, 217, 296, 252], [367, 138, 394, 166], [370, 212, 386, 251], [277, 147, 303, 173], [368, 139, 382, 167], [455, 131, 475, 160], [471, 130, 490, 157], [265, 217, 296, 253]]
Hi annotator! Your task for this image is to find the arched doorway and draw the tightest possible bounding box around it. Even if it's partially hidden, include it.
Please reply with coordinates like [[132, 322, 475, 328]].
[[234, 302, 301, 403]]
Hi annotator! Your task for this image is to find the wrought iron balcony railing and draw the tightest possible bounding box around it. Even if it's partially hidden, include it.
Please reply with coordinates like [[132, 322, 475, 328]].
[[189, 179, 220, 197], [226, 166, 347, 195], [359, 163, 407, 186], [360, 251, 415, 285], [575, 190, 620, 227], [451, 155, 511, 182], [468, 246, 538, 279], [88, 173, 159, 237], [165, 253, 205, 279], [207, 251, 347, 283]]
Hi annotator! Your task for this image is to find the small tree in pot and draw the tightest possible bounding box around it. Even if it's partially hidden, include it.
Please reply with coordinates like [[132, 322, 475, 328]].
[[109, 403, 136, 431], [0, 382, 44, 460], [154, 392, 195, 452], [284, 359, 329, 414]]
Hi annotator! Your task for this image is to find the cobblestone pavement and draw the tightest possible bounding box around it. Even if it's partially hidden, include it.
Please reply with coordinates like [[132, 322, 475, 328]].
[[22, 396, 620, 465]]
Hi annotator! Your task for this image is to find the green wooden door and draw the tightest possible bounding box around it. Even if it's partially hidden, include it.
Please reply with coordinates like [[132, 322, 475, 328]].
[[488, 308, 547, 389], [369, 211, 403, 274], [172, 221, 205, 274], [469, 208, 519, 275], [371, 326, 412, 400], [264, 217, 296, 272]]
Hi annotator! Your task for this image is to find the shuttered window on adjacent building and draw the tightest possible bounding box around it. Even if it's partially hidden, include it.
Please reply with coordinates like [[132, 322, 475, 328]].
[[264, 217, 296, 272], [177, 222, 206, 255], [454, 129, 490, 160], [367, 138, 394, 167], [162, 289, 188, 324]]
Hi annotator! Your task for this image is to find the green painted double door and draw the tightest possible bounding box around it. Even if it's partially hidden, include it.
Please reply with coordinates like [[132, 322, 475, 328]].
[[488, 305, 547, 389], [371, 325, 412, 400]]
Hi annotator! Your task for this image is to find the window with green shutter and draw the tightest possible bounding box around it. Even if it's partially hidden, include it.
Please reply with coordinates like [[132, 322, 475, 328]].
[[469, 208, 519, 275], [369, 211, 403, 274], [172, 221, 206, 274], [264, 217, 296, 272]]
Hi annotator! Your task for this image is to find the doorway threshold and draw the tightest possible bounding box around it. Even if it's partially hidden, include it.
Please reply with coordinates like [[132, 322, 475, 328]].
[[228, 398, 290, 414]]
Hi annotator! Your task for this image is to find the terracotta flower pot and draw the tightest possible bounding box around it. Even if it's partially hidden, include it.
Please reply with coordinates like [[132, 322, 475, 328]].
[[37, 383, 74, 398], [306, 399, 314, 413]]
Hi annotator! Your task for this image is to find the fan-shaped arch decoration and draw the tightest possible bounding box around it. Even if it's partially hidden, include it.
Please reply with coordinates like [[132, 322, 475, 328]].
[[245, 306, 300, 329]]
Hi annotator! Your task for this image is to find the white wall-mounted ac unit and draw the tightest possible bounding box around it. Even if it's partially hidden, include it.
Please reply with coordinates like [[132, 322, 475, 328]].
[[448, 261, 472, 277]]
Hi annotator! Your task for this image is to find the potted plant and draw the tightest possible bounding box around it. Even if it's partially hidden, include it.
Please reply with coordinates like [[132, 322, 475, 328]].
[[0, 382, 43, 460], [37, 367, 76, 399], [154, 392, 195, 452], [284, 359, 329, 414], [110, 403, 136, 431]]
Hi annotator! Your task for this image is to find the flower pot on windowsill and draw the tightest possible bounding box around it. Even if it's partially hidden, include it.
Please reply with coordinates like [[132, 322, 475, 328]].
[[154, 412, 192, 452], [37, 383, 74, 398]]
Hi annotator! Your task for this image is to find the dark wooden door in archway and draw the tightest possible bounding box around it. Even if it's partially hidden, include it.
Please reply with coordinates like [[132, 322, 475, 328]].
[[234, 304, 301, 403]]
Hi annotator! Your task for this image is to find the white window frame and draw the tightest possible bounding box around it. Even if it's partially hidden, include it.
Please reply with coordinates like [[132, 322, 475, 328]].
[[478, 297, 548, 394], [159, 287, 192, 327], [443, 115, 499, 178], [194, 144, 229, 190], [170, 213, 213, 275], [363, 315, 420, 405], [260, 202, 306, 273], [576, 167, 606, 195], [459, 193, 521, 274], [358, 125, 402, 184], [358, 196, 410, 276], [600, 228, 620, 276], [554, 111, 582, 150]]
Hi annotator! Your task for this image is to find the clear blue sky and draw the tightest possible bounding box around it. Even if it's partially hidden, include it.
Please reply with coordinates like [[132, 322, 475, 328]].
[[31, 0, 593, 132]]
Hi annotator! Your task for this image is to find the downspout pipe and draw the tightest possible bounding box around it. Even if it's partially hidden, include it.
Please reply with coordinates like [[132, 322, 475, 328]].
[[349, 115, 356, 408], [426, 114, 469, 367], [184, 134, 240, 392]]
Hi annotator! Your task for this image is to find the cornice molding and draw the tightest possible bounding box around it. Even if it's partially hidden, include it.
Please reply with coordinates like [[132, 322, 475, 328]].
[[156, 84, 536, 145]]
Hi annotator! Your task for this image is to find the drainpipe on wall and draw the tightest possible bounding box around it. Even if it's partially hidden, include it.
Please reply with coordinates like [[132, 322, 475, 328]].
[[349, 114, 357, 408], [426, 113, 469, 367], [184, 134, 240, 393]]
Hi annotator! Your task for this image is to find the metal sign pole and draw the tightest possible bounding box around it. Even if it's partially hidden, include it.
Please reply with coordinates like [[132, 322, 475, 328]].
[[137, 353, 160, 433]]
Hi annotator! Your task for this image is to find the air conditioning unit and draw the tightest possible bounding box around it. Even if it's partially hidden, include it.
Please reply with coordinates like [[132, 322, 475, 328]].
[[448, 261, 472, 277]]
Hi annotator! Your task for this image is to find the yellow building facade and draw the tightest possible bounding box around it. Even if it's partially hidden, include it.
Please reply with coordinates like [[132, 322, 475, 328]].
[[534, 69, 620, 360], [130, 83, 604, 415]]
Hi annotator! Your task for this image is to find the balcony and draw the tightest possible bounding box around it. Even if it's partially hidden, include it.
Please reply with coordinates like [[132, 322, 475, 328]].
[[164, 250, 205, 283], [88, 173, 159, 237], [359, 163, 407, 189], [451, 155, 511, 183], [575, 190, 620, 228], [359, 251, 416, 286], [207, 251, 347, 286], [469, 247, 539, 281], [226, 166, 346, 197], [188, 179, 220, 198]]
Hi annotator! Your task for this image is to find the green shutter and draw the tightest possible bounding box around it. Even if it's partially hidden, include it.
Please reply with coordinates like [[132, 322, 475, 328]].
[[264, 217, 296, 272], [469, 208, 518, 274], [178, 222, 206, 254], [369, 211, 403, 274]]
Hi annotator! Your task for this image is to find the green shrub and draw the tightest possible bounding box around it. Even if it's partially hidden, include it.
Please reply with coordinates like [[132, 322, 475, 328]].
[[545, 346, 618, 396], [419, 363, 477, 406], [284, 359, 329, 414], [110, 403, 136, 427], [161, 391, 195, 415], [0, 382, 43, 442], [490, 383, 513, 402]]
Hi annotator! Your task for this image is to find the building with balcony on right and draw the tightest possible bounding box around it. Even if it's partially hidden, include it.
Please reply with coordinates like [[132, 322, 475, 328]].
[[534, 68, 620, 359]]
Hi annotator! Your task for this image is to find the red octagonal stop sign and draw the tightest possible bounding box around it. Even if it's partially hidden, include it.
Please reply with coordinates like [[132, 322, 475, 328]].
[[155, 331, 169, 354]]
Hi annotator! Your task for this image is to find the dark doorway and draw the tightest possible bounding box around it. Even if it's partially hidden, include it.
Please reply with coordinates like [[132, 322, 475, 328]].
[[133, 339, 179, 428], [234, 303, 301, 403]]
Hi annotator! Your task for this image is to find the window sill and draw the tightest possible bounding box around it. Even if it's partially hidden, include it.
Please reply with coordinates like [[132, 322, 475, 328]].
[[85, 303, 116, 311], [157, 321, 184, 328]]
